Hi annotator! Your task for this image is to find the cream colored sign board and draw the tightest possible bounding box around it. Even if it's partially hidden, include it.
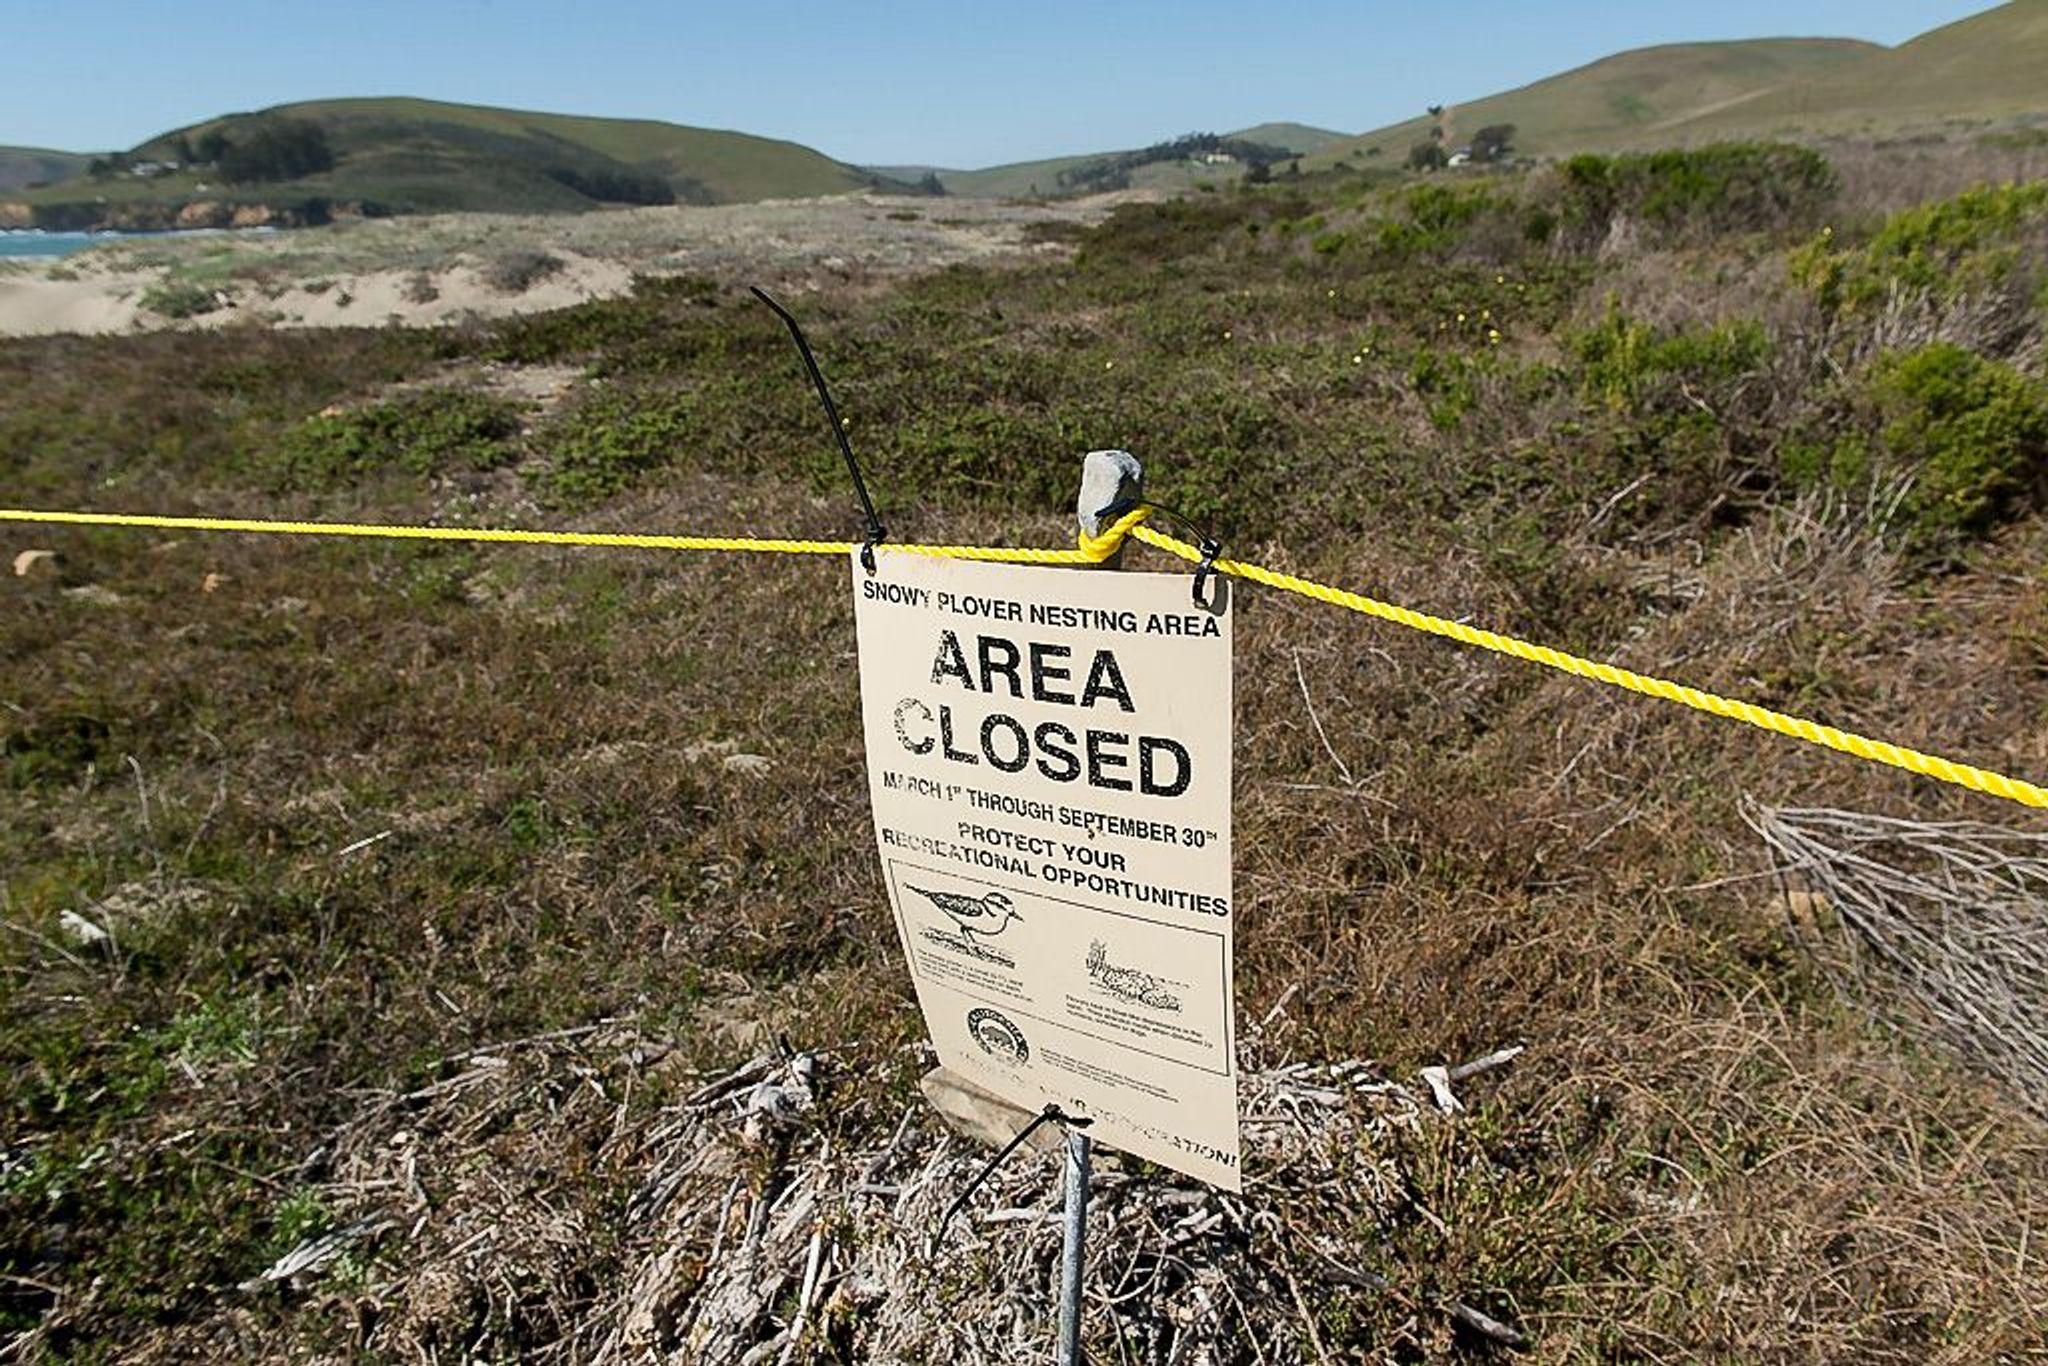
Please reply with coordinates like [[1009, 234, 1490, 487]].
[[853, 552, 1239, 1190]]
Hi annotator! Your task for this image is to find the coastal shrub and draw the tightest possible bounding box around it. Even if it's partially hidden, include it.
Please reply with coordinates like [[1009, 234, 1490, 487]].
[[481, 250, 566, 295], [1406, 346, 1494, 429], [1778, 433, 1874, 495], [270, 390, 528, 488], [483, 275, 720, 366], [1568, 308, 1770, 414], [1366, 181, 1514, 258], [543, 389, 698, 501], [1870, 342, 2048, 538], [1791, 181, 2048, 311], [1078, 192, 1310, 266], [140, 280, 224, 320], [1552, 143, 1835, 244]]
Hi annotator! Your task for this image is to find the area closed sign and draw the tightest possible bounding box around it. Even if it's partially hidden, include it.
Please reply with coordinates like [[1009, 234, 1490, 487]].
[[853, 551, 1240, 1189]]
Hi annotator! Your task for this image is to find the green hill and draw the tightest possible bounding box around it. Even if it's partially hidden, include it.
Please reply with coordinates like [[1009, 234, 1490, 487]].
[[1226, 122, 1351, 155], [1306, 37, 1880, 169], [1662, 1, 2048, 140], [0, 146, 94, 193], [8, 97, 893, 228], [934, 121, 1352, 197], [1308, 2, 2048, 169]]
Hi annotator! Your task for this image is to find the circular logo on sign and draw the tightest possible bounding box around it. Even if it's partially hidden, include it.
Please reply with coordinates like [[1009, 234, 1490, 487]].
[[966, 1007, 1029, 1066]]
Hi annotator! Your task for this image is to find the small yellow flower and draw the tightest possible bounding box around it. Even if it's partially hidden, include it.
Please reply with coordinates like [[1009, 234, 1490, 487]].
[[1456, 312, 1466, 323], [1351, 354, 1363, 364], [1496, 273, 1506, 284], [1487, 328, 1501, 344], [1481, 308, 1491, 320], [1104, 360, 1114, 370], [841, 416, 852, 429], [1363, 345, 1372, 354], [1327, 288, 1336, 298], [1223, 330, 1232, 340]]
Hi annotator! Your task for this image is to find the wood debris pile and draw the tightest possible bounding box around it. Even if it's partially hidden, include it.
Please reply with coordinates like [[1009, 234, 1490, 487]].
[[284, 1015, 1528, 1361]]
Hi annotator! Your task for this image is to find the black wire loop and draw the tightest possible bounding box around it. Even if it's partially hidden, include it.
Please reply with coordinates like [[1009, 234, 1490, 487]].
[[1192, 535, 1224, 609], [750, 286, 886, 570], [935, 1103, 1092, 1241], [1106, 498, 1225, 607]]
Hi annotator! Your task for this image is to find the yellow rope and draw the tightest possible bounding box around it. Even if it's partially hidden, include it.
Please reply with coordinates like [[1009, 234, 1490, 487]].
[[1124, 523, 2048, 810], [5, 503, 2042, 810], [0, 506, 1149, 564]]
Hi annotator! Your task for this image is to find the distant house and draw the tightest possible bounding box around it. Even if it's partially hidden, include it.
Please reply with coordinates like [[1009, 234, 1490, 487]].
[[131, 160, 180, 178], [1198, 151, 1237, 165], [1446, 148, 1472, 169]]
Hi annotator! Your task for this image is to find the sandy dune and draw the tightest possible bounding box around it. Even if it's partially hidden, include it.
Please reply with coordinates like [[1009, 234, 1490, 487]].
[[0, 273, 149, 336], [0, 191, 1140, 338]]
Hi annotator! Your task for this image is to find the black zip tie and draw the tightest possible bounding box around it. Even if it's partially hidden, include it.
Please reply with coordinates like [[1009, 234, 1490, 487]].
[[935, 1103, 1092, 1242], [750, 286, 887, 572], [1192, 535, 1224, 609], [1103, 497, 1226, 607]]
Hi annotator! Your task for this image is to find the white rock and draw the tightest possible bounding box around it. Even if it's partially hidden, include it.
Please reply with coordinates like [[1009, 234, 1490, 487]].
[[59, 909, 110, 947]]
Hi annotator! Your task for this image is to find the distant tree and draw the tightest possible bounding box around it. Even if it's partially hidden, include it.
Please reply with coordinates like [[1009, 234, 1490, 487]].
[[917, 171, 947, 196], [1471, 124, 1516, 163], [87, 157, 113, 180], [196, 130, 231, 164], [1245, 159, 1272, 185], [1283, 160, 1301, 177], [172, 136, 197, 166], [545, 165, 675, 205], [1408, 142, 1448, 171], [218, 120, 334, 184]]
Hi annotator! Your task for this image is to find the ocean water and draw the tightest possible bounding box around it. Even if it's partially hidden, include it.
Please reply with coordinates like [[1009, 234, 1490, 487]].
[[0, 231, 110, 259], [0, 226, 280, 260]]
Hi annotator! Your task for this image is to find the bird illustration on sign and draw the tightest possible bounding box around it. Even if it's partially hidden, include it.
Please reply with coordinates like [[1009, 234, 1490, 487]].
[[905, 885, 1023, 966]]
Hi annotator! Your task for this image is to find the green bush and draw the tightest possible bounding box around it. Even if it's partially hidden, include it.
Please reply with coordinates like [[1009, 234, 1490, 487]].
[[1406, 346, 1489, 428], [1778, 433, 1873, 493], [1568, 309, 1770, 413], [483, 275, 721, 366], [1555, 143, 1835, 242], [481, 249, 566, 295], [543, 389, 698, 502], [1870, 342, 2048, 537], [271, 390, 528, 488], [1365, 182, 1511, 258], [1078, 192, 1310, 266], [1792, 182, 2048, 311], [140, 280, 224, 320]]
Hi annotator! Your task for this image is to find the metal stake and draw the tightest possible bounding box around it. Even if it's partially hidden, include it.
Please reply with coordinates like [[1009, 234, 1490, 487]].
[[1056, 1127, 1092, 1365], [1056, 448, 1143, 1366]]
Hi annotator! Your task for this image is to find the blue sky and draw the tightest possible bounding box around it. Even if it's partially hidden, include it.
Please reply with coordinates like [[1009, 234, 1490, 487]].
[[0, 1, 1997, 167]]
